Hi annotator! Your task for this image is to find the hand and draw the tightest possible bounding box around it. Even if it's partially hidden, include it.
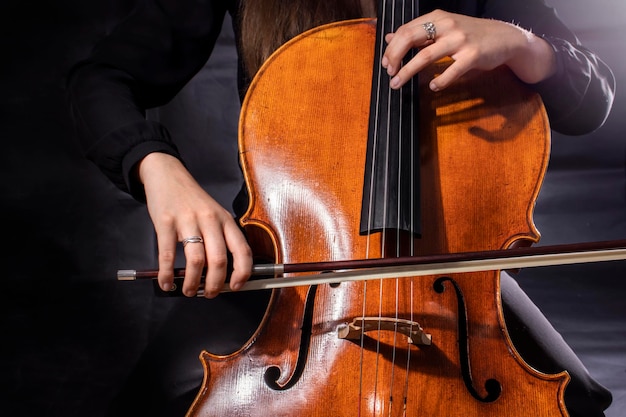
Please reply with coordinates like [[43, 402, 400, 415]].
[[382, 9, 557, 91], [138, 152, 253, 298]]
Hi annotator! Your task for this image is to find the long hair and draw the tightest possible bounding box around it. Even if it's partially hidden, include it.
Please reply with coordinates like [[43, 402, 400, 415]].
[[240, 0, 374, 78]]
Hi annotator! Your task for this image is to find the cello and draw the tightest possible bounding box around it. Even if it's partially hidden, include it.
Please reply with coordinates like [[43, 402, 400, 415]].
[[186, 1, 569, 415]]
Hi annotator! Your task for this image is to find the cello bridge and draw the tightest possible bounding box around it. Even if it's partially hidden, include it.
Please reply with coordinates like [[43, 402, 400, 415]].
[[337, 317, 432, 345]]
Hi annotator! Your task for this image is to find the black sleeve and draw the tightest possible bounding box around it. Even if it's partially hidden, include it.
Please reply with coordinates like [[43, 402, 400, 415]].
[[481, 0, 615, 135], [67, 0, 233, 200]]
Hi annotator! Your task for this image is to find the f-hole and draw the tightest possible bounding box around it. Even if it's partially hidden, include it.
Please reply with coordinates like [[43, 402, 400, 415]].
[[264, 284, 318, 390], [434, 277, 502, 402]]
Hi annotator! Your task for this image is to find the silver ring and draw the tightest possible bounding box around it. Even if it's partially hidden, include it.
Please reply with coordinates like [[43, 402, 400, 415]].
[[181, 236, 204, 247], [422, 21, 436, 41]]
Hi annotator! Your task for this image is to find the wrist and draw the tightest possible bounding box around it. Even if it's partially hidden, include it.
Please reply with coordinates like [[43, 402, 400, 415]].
[[505, 23, 557, 84], [137, 152, 183, 185]]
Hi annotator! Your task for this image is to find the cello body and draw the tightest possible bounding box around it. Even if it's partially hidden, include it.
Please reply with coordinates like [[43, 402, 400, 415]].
[[187, 18, 569, 417]]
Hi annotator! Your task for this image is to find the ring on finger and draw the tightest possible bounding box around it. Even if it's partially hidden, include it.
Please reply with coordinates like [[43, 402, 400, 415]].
[[182, 235, 204, 247], [422, 21, 436, 41]]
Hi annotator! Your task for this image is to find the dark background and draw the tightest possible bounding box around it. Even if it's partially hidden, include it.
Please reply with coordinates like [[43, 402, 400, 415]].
[[1, 1, 625, 416]]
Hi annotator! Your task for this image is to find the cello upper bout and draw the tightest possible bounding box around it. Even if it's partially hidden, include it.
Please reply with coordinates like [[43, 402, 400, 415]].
[[416, 57, 551, 255]]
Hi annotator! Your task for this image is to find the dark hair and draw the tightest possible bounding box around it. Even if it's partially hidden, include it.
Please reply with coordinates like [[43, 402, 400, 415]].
[[240, 0, 373, 77]]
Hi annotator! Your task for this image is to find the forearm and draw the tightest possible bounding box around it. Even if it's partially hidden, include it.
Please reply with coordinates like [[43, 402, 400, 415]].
[[529, 38, 615, 135], [482, 0, 616, 135], [66, 0, 231, 198], [67, 62, 181, 200]]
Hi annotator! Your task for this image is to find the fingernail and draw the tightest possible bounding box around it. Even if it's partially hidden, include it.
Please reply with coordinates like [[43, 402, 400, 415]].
[[390, 76, 400, 89], [381, 56, 388, 68], [429, 81, 439, 92], [162, 282, 171, 292]]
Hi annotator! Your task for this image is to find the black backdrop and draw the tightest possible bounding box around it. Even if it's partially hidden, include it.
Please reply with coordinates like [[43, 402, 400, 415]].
[[1, 1, 625, 416]]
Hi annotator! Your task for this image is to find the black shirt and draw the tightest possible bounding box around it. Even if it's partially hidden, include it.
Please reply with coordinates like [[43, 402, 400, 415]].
[[67, 0, 615, 200]]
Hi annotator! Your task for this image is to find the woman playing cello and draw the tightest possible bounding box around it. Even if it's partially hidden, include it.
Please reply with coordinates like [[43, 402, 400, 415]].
[[67, 0, 615, 415]]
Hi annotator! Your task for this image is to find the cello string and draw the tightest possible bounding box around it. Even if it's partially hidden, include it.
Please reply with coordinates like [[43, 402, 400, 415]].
[[361, 0, 390, 414], [402, 0, 419, 410], [389, 0, 406, 411], [373, 0, 393, 411], [376, 0, 402, 412], [373, 0, 409, 413]]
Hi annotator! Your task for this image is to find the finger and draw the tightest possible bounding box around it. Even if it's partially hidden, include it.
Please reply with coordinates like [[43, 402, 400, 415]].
[[383, 19, 437, 76], [155, 226, 178, 292], [199, 225, 229, 299], [223, 221, 253, 291], [427, 53, 472, 91], [181, 234, 206, 297], [389, 42, 450, 90]]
